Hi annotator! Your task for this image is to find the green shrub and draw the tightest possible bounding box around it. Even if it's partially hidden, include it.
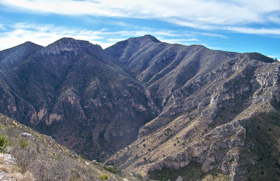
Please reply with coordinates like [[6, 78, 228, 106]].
[[80, 155, 88, 160], [103, 165, 121, 174], [19, 139, 29, 148], [91, 160, 101, 166], [0, 134, 9, 152], [99, 174, 109, 180]]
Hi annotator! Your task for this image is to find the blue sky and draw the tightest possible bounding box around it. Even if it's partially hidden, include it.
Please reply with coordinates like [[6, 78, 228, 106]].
[[0, 0, 279, 59]]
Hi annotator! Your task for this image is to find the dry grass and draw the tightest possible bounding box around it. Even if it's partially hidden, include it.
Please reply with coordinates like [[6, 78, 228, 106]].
[[0, 153, 36, 180], [202, 173, 230, 181]]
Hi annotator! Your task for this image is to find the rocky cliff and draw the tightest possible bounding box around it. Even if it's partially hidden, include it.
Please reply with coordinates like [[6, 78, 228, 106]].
[[0, 35, 279, 180]]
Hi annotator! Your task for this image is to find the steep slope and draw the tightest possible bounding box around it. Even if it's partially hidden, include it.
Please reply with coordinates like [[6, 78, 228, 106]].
[[0, 114, 141, 180], [105, 36, 280, 180], [0, 38, 159, 160]]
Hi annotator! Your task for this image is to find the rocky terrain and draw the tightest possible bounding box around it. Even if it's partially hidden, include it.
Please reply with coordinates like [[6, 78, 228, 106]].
[[0, 35, 279, 180]]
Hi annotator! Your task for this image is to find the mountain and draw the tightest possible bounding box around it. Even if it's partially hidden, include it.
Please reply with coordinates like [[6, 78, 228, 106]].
[[0, 35, 280, 180], [0, 37, 159, 161], [105, 36, 280, 180]]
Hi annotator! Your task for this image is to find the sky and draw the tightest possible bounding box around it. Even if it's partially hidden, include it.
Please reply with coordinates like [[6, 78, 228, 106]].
[[0, 0, 279, 59]]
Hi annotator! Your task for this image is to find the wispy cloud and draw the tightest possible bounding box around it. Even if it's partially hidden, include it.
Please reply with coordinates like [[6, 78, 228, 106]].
[[0, 23, 111, 50], [268, 55, 280, 60], [1, 0, 279, 35], [195, 32, 227, 39], [225, 26, 280, 35], [0, 23, 204, 50], [158, 38, 200, 45], [0, 24, 4, 30]]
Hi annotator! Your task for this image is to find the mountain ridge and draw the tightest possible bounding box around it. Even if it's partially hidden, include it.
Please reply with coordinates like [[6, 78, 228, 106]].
[[0, 35, 279, 180]]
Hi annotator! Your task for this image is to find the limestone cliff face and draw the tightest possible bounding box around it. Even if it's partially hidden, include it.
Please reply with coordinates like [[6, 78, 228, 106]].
[[0, 35, 279, 180]]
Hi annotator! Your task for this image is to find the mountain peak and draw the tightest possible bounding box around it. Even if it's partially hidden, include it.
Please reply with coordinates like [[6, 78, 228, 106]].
[[130, 34, 160, 43], [23, 41, 40, 46], [53, 37, 91, 46], [55, 37, 78, 43], [40, 37, 102, 55], [105, 35, 160, 59], [1, 41, 42, 52], [142, 34, 160, 42]]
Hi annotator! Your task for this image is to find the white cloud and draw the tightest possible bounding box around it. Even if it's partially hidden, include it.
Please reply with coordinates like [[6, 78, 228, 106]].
[[0, 24, 4, 30], [157, 38, 199, 45], [1, 0, 279, 34], [0, 23, 111, 50], [0, 23, 203, 50], [267, 55, 280, 60], [198, 33, 227, 39], [226, 26, 280, 35]]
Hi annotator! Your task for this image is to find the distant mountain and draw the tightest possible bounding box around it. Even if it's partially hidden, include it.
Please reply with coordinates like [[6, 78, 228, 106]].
[[0, 35, 279, 180]]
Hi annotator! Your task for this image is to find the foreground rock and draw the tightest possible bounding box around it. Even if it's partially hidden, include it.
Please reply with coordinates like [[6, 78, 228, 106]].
[[0, 153, 35, 181]]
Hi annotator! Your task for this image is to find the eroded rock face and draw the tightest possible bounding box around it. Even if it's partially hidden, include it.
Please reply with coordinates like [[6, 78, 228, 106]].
[[143, 120, 245, 179]]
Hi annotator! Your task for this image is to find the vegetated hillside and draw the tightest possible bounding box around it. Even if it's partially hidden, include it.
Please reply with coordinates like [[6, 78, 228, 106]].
[[0, 114, 141, 180], [0, 35, 279, 180], [105, 35, 280, 180]]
